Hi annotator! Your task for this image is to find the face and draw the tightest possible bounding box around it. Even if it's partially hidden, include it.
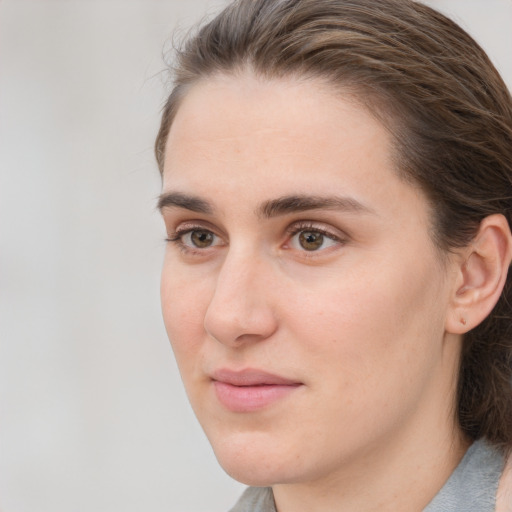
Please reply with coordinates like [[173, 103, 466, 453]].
[[159, 74, 460, 487]]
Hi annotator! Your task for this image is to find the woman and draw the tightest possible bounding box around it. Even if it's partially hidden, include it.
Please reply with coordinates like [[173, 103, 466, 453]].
[[155, 0, 512, 510]]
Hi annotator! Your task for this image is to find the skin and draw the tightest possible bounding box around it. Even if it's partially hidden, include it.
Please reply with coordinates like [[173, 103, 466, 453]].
[[497, 455, 512, 512], [159, 73, 489, 511]]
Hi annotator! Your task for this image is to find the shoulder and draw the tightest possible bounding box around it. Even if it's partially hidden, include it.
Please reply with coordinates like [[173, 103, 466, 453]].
[[496, 452, 512, 512]]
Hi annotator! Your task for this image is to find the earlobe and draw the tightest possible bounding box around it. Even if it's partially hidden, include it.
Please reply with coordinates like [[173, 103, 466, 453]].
[[446, 214, 512, 334]]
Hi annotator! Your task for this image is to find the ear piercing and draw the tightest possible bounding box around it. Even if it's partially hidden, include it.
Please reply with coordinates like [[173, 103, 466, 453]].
[[460, 317, 467, 326]]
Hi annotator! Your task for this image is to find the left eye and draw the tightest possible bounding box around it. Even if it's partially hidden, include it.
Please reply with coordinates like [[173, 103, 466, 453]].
[[289, 230, 339, 251]]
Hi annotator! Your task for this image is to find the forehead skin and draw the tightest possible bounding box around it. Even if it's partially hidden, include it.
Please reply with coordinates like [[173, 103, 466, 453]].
[[165, 74, 392, 195]]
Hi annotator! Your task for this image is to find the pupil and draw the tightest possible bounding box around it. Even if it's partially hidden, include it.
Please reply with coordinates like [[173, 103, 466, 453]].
[[191, 230, 213, 247], [299, 231, 323, 251]]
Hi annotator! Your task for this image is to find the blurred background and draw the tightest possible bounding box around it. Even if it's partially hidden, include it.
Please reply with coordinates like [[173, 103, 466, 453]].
[[0, 1, 511, 511]]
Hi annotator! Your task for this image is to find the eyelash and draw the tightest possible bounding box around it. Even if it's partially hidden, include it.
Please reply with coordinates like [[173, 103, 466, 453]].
[[285, 222, 344, 245], [165, 224, 220, 254], [166, 221, 345, 255]]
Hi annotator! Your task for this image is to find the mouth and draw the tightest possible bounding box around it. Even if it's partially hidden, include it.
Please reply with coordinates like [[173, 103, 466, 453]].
[[210, 368, 303, 413]]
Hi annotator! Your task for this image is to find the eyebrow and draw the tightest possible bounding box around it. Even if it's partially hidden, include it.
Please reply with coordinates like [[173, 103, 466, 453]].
[[157, 191, 375, 217], [259, 195, 375, 218], [157, 192, 213, 214]]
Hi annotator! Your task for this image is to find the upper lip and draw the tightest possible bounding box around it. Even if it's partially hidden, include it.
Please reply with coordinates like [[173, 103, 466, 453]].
[[211, 368, 302, 386]]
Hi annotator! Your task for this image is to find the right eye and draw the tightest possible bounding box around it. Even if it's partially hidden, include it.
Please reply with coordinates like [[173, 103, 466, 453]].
[[167, 227, 223, 251], [183, 229, 218, 248]]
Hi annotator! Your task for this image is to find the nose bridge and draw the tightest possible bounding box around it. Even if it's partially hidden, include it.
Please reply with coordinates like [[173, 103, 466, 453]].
[[204, 245, 277, 345]]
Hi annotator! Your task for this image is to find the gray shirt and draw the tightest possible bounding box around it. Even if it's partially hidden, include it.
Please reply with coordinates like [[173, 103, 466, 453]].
[[229, 440, 505, 512]]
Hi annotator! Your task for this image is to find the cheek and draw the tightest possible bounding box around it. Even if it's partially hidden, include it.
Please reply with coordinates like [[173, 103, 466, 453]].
[[160, 260, 210, 361], [286, 252, 445, 386], [275, 260, 446, 455]]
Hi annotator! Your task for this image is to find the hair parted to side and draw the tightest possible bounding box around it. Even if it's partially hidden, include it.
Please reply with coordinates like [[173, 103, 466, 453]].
[[155, 0, 512, 448]]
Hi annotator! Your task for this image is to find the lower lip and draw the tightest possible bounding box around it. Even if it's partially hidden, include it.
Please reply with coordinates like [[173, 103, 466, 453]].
[[213, 381, 301, 412]]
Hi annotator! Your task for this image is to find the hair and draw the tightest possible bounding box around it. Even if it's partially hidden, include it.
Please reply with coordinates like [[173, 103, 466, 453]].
[[155, 0, 512, 448]]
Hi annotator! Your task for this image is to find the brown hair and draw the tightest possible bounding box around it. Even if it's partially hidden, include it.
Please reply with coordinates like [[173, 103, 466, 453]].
[[155, 0, 512, 448]]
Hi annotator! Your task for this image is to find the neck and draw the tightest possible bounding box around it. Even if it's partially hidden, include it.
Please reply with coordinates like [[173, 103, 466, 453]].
[[272, 428, 469, 512]]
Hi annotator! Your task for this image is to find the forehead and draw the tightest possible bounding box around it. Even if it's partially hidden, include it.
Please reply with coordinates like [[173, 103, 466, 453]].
[[162, 73, 427, 225], [166, 74, 382, 150]]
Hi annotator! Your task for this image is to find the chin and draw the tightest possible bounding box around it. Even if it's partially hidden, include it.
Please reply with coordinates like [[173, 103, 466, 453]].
[[208, 428, 299, 486]]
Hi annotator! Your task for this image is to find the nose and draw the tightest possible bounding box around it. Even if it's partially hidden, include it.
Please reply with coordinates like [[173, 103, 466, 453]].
[[203, 250, 278, 346]]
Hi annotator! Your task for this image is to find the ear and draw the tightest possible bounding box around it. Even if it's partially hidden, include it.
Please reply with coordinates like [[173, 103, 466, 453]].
[[446, 214, 512, 334]]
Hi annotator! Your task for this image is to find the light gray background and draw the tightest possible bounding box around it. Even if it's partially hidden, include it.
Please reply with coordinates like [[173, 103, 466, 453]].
[[0, 1, 511, 511]]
